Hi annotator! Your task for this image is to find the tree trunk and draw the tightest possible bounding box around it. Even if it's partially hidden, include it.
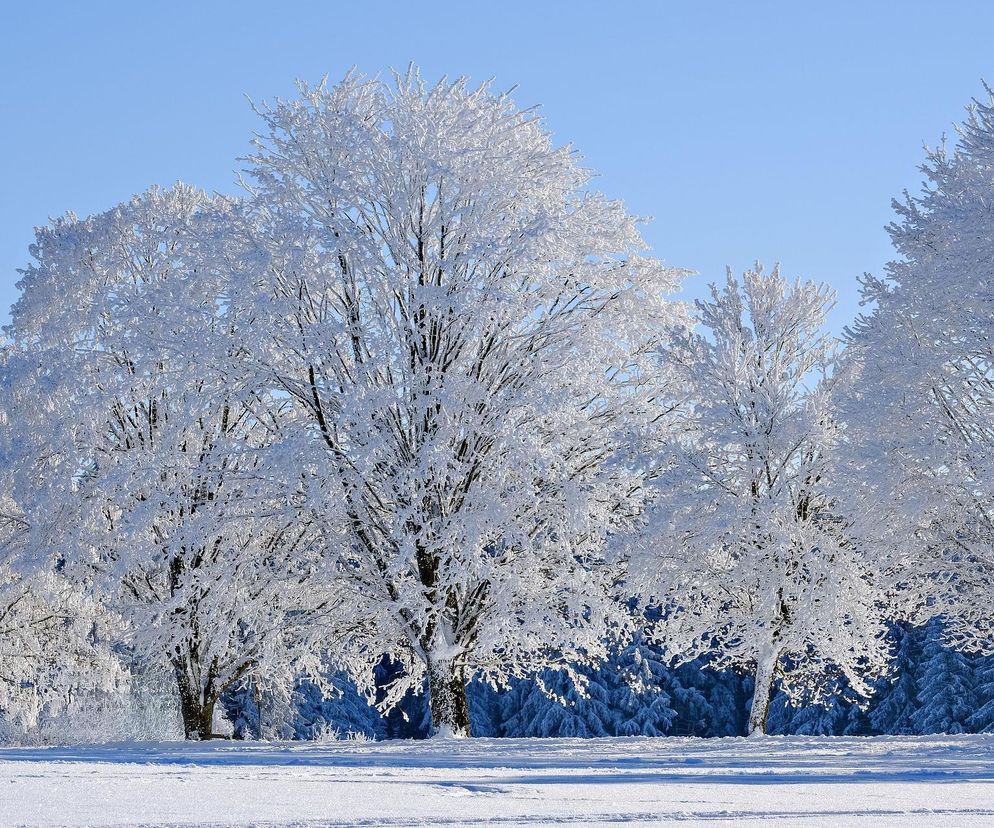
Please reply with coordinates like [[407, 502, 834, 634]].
[[426, 659, 471, 738], [748, 647, 780, 736], [174, 661, 216, 740]]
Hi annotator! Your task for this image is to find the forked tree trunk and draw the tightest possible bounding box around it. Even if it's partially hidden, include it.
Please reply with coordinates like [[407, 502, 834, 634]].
[[748, 647, 781, 736], [426, 659, 471, 737]]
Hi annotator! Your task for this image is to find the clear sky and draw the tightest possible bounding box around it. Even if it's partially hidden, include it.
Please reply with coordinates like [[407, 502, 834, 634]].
[[3, 1, 993, 333]]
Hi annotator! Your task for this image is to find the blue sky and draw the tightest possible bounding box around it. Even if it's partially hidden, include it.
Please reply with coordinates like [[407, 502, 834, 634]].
[[3, 1, 993, 333]]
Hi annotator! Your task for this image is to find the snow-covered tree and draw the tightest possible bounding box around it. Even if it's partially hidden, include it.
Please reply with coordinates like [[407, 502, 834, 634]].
[[232, 68, 688, 736], [635, 263, 891, 734], [765, 671, 862, 736], [500, 669, 617, 738], [4, 186, 342, 739], [840, 90, 994, 646], [0, 494, 123, 739], [491, 642, 680, 740], [692, 663, 751, 738], [967, 651, 994, 732], [221, 672, 385, 741], [910, 617, 976, 734], [293, 674, 385, 741], [468, 634, 742, 738], [867, 623, 924, 735], [0, 569, 124, 738], [609, 638, 679, 737]]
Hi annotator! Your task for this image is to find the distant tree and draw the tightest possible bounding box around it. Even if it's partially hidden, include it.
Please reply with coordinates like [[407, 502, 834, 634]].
[[967, 652, 994, 732], [0, 493, 122, 737], [465, 677, 504, 737], [291, 674, 385, 741], [605, 637, 679, 737], [868, 623, 926, 735], [696, 665, 751, 738], [766, 673, 858, 736], [911, 618, 976, 734], [506, 669, 617, 739]]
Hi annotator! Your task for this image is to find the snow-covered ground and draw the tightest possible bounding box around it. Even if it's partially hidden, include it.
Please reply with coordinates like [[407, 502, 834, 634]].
[[3, 735, 994, 827]]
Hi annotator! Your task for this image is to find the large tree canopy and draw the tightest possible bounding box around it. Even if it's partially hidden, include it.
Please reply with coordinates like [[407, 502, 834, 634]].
[[841, 92, 994, 649], [232, 69, 689, 735]]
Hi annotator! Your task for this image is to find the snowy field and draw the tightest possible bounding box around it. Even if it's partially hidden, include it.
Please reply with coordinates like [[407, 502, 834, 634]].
[[3, 736, 994, 827]]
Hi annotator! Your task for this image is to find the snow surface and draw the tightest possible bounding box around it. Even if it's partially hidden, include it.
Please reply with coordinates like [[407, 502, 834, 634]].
[[3, 735, 994, 826]]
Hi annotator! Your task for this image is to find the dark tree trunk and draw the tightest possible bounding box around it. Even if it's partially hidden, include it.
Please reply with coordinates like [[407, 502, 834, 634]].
[[174, 660, 217, 740], [426, 660, 470, 737]]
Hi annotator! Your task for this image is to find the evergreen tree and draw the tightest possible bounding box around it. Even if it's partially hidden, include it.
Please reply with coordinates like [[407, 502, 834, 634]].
[[664, 660, 716, 737], [868, 624, 924, 735], [967, 653, 994, 732], [500, 670, 606, 738], [497, 637, 679, 738], [294, 675, 384, 741], [764, 691, 793, 735], [841, 700, 873, 736], [760, 668, 867, 736], [466, 679, 504, 738], [910, 619, 976, 734], [610, 639, 677, 737], [697, 665, 751, 737], [792, 697, 850, 736]]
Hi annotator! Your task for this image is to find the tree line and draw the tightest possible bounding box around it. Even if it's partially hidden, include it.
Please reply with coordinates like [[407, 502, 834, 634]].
[[2, 68, 993, 740]]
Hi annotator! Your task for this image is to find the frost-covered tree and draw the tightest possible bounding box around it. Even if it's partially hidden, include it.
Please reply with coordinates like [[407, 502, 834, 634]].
[[0, 495, 123, 738], [610, 639, 680, 737], [0, 569, 123, 738], [910, 618, 976, 734], [766, 672, 861, 736], [868, 623, 925, 735], [768, 692, 847, 736], [967, 652, 994, 732], [841, 90, 994, 646], [692, 663, 751, 738], [493, 641, 680, 739], [222, 672, 385, 741], [4, 186, 341, 739], [233, 69, 688, 736], [468, 634, 743, 738], [293, 674, 386, 741], [499, 669, 616, 738], [635, 264, 890, 734]]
